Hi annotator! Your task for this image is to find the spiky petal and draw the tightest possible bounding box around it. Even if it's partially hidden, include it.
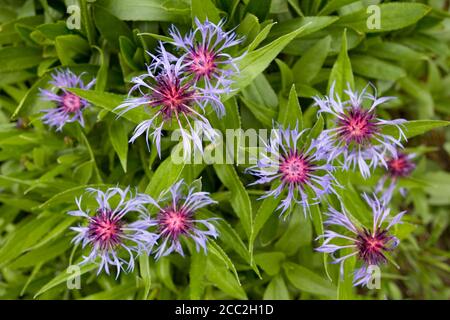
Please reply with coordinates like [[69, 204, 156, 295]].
[[316, 193, 405, 287], [313, 83, 406, 179], [115, 43, 218, 158], [376, 152, 416, 202], [246, 124, 337, 216], [147, 179, 218, 259], [40, 69, 96, 131], [169, 18, 244, 117], [69, 187, 158, 277]]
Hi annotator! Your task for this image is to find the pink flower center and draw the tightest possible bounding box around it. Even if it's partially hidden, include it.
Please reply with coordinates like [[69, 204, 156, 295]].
[[158, 206, 192, 240], [188, 46, 217, 80], [387, 154, 414, 177], [279, 151, 313, 185], [61, 93, 82, 113], [151, 74, 196, 119], [87, 210, 123, 250], [356, 228, 394, 265], [337, 108, 378, 144]]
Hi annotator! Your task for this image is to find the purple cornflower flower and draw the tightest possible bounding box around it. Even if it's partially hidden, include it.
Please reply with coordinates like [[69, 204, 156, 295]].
[[376, 152, 416, 202], [115, 43, 219, 157], [148, 179, 218, 259], [169, 18, 244, 116], [246, 124, 337, 216], [39, 69, 95, 131], [313, 83, 406, 179], [69, 187, 158, 277], [316, 193, 405, 287]]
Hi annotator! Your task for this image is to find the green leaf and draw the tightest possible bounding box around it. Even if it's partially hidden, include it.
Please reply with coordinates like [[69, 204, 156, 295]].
[[38, 184, 110, 209], [240, 74, 278, 127], [274, 210, 312, 255], [245, 0, 271, 21], [268, 16, 338, 41], [68, 88, 147, 124], [213, 164, 253, 238], [254, 252, 285, 276], [328, 29, 354, 98], [80, 0, 96, 45], [250, 193, 281, 251], [338, 3, 431, 33], [263, 275, 290, 300], [275, 58, 294, 92], [191, 0, 221, 24], [293, 35, 331, 84], [278, 84, 303, 130], [206, 246, 247, 300], [93, 5, 133, 50], [96, 0, 190, 23], [382, 120, 450, 140], [108, 119, 129, 172], [351, 55, 406, 81], [230, 22, 313, 95], [208, 240, 241, 285], [35, 263, 98, 298], [247, 22, 275, 52], [82, 282, 139, 300], [119, 36, 139, 70], [93, 45, 109, 92], [8, 239, 71, 269], [145, 148, 186, 198], [319, 0, 358, 15], [310, 202, 332, 281], [0, 215, 62, 266], [283, 262, 336, 298], [139, 255, 152, 300], [55, 35, 90, 65], [368, 42, 427, 62], [236, 13, 260, 47], [337, 250, 356, 299], [0, 47, 42, 72], [189, 249, 207, 299]]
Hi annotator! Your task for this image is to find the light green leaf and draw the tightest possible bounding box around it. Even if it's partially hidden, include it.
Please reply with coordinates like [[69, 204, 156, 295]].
[[382, 120, 450, 140], [328, 29, 354, 98], [351, 55, 406, 81], [108, 119, 129, 172], [213, 164, 253, 237], [263, 275, 290, 300], [35, 263, 98, 298], [283, 262, 336, 298], [338, 3, 431, 33], [189, 249, 207, 299], [230, 22, 314, 95], [139, 255, 152, 300], [293, 35, 331, 84], [191, 0, 221, 24], [68, 88, 147, 124], [145, 148, 185, 198], [96, 0, 190, 23], [278, 84, 303, 130]]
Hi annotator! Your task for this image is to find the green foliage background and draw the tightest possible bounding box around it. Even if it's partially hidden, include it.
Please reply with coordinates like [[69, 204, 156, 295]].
[[0, 0, 449, 300]]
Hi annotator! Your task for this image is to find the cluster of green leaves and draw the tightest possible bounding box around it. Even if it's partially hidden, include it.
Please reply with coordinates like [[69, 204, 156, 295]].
[[0, 0, 449, 300]]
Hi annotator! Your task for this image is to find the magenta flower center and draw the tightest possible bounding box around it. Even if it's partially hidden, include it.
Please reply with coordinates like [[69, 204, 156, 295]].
[[87, 210, 123, 250], [158, 206, 193, 240], [189, 46, 217, 80], [337, 108, 378, 144], [356, 228, 394, 265], [61, 92, 82, 113], [387, 154, 414, 177], [151, 74, 196, 119], [279, 151, 313, 185]]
